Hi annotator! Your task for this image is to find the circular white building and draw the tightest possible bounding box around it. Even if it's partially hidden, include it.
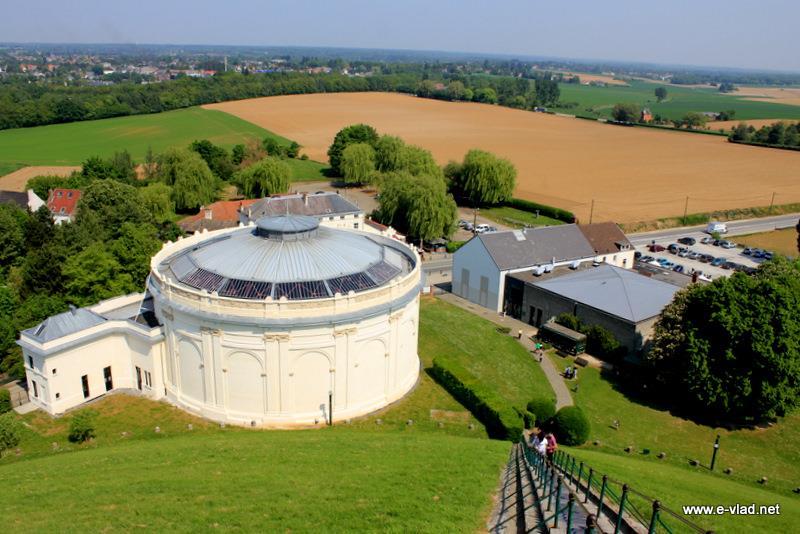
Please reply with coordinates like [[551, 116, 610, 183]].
[[147, 215, 421, 426]]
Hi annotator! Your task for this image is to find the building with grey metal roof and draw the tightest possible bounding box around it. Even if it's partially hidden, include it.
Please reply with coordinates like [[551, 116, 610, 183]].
[[452, 222, 635, 313], [507, 264, 681, 358], [19, 215, 422, 427]]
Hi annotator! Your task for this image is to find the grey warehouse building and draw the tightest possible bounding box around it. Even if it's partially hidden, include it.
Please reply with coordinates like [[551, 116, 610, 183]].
[[507, 264, 680, 357]]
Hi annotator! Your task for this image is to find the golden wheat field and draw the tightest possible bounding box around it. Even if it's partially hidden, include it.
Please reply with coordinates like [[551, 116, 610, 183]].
[[205, 93, 800, 223], [0, 166, 79, 191]]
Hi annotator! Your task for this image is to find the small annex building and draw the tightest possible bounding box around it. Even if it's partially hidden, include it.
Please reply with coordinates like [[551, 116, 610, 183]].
[[452, 222, 634, 313], [512, 264, 680, 356], [19, 215, 421, 426], [47, 188, 81, 224]]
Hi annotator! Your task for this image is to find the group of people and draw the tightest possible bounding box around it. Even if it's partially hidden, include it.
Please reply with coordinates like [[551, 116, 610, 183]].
[[564, 366, 578, 380], [530, 430, 558, 458]]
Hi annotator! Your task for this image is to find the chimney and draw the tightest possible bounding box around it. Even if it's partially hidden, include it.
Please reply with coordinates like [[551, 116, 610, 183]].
[[302, 192, 309, 206], [203, 206, 212, 220]]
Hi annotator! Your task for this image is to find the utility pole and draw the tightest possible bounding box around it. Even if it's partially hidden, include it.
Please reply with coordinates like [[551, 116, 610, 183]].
[[683, 196, 689, 223], [710, 434, 720, 471], [588, 199, 595, 224], [473, 207, 479, 229], [769, 192, 776, 213]]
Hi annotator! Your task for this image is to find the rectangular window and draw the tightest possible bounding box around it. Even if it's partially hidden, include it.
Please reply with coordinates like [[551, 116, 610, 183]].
[[145, 371, 152, 388], [32, 380, 38, 398], [135, 366, 142, 390], [52, 368, 57, 375], [339, 215, 345, 220], [103, 366, 113, 391], [81, 375, 90, 398], [353, 223, 359, 229], [55, 392, 60, 399], [28, 355, 33, 368]]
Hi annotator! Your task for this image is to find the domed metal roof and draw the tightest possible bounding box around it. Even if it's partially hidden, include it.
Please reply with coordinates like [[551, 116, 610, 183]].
[[161, 215, 414, 300]]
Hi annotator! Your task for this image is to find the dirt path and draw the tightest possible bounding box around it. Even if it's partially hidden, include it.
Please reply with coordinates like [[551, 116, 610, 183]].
[[0, 166, 79, 191], [206, 93, 800, 223]]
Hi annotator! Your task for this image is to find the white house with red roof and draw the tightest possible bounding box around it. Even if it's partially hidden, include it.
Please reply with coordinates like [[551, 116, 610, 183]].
[[47, 188, 81, 224]]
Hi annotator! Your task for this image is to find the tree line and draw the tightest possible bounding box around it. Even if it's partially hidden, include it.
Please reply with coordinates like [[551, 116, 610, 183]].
[[0, 68, 563, 131], [729, 120, 800, 148]]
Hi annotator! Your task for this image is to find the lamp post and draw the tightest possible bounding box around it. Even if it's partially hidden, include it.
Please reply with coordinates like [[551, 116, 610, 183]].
[[328, 390, 333, 426], [710, 434, 720, 471], [472, 207, 480, 230]]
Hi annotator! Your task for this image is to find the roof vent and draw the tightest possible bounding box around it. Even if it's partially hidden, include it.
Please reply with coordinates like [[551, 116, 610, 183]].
[[68, 304, 78, 315], [255, 215, 320, 241]]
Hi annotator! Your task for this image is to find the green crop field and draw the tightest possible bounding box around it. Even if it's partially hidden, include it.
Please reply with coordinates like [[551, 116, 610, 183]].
[[546, 355, 800, 531], [552, 80, 800, 122], [0, 107, 328, 181], [480, 206, 565, 229]]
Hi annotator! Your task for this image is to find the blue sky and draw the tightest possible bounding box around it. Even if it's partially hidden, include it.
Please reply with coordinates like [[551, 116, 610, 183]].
[[2, 0, 798, 71]]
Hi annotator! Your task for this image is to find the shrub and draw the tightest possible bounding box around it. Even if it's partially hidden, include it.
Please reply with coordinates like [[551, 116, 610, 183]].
[[68, 409, 97, 443], [445, 240, 466, 253], [496, 326, 512, 335], [429, 357, 523, 441], [0, 412, 22, 456], [554, 313, 582, 332], [585, 325, 626, 360], [526, 397, 557, 427], [0, 388, 11, 414], [514, 406, 536, 430], [503, 198, 575, 223], [552, 406, 590, 446]]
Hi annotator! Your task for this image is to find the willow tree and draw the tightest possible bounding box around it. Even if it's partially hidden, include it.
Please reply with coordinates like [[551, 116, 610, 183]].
[[327, 124, 379, 175], [456, 149, 516, 205], [235, 157, 291, 198], [340, 143, 377, 185], [156, 148, 218, 211], [375, 135, 406, 173], [377, 171, 456, 241]]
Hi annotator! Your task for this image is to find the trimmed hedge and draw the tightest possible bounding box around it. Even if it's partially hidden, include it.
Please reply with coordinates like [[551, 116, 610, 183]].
[[552, 406, 591, 446], [504, 197, 576, 224], [446, 240, 466, 253], [0, 389, 11, 414], [429, 357, 524, 441], [526, 397, 557, 428], [728, 138, 800, 152]]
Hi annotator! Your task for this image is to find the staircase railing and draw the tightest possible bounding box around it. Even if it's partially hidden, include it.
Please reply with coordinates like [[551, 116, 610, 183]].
[[521, 439, 715, 533]]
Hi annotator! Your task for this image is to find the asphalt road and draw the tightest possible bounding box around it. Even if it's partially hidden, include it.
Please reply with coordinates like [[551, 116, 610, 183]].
[[627, 213, 800, 246]]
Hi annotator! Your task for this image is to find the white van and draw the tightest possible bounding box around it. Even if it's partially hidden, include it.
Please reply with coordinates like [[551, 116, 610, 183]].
[[705, 222, 728, 234]]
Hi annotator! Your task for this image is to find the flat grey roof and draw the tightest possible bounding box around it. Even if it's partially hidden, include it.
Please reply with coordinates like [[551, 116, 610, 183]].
[[532, 264, 680, 323], [243, 191, 361, 221]]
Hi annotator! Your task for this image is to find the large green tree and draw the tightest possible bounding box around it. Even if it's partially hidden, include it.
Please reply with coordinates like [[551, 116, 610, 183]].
[[374, 135, 407, 173], [156, 148, 218, 211], [611, 103, 641, 123], [0, 204, 26, 272], [62, 243, 136, 307], [340, 143, 377, 185], [646, 258, 800, 423], [377, 172, 457, 241], [77, 179, 151, 238], [190, 139, 235, 181], [110, 223, 162, 284], [454, 149, 517, 205], [138, 182, 174, 223], [235, 157, 291, 198], [327, 124, 379, 175], [655, 87, 668, 102]]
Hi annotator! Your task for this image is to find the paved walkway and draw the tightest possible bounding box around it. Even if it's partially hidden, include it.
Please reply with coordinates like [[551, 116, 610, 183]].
[[436, 292, 573, 409], [13, 402, 38, 415]]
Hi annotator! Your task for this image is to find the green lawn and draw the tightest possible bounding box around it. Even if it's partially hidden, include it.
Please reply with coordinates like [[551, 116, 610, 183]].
[[552, 80, 800, 122], [420, 298, 554, 406], [0, 425, 508, 532], [0, 107, 328, 182], [565, 448, 799, 533], [480, 206, 565, 229]]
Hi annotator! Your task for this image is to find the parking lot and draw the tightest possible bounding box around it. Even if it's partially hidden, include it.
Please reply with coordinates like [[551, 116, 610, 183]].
[[634, 230, 767, 281]]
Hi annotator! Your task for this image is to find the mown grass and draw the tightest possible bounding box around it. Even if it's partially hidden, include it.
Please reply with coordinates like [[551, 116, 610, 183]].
[[0, 427, 509, 532], [480, 206, 564, 229], [565, 448, 799, 533], [735, 228, 798, 258], [552, 80, 800, 121], [0, 107, 329, 182], [419, 297, 554, 406]]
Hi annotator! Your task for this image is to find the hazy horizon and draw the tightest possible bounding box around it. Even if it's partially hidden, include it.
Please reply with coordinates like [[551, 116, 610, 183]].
[[2, 0, 798, 72]]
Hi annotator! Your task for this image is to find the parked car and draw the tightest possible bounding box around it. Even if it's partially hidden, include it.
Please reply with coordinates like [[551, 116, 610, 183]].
[[706, 221, 728, 234], [667, 243, 680, 254], [639, 255, 654, 263], [711, 257, 726, 267], [700, 237, 714, 245], [672, 264, 685, 273], [474, 224, 490, 234], [463, 222, 474, 232], [688, 251, 701, 260], [722, 261, 736, 270], [678, 248, 690, 258], [721, 241, 737, 249], [698, 273, 713, 282], [763, 251, 774, 260], [742, 247, 753, 256], [634, 251, 642, 260], [699, 254, 714, 263], [751, 249, 764, 258], [648, 244, 666, 252], [458, 219, 468, 228], [678, 237, 696, 246]]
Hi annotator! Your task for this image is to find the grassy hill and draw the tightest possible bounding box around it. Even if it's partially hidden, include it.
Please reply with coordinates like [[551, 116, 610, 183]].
[[546, 355, 800, 532], [0, 107, 327, 181], [553, 80, 800, 122], [0, 425, 508, 531]]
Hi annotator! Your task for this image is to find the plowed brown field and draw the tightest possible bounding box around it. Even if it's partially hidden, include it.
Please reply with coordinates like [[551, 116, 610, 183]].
[[0, 166, 79, 191], [205, 93, 800, 223]]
